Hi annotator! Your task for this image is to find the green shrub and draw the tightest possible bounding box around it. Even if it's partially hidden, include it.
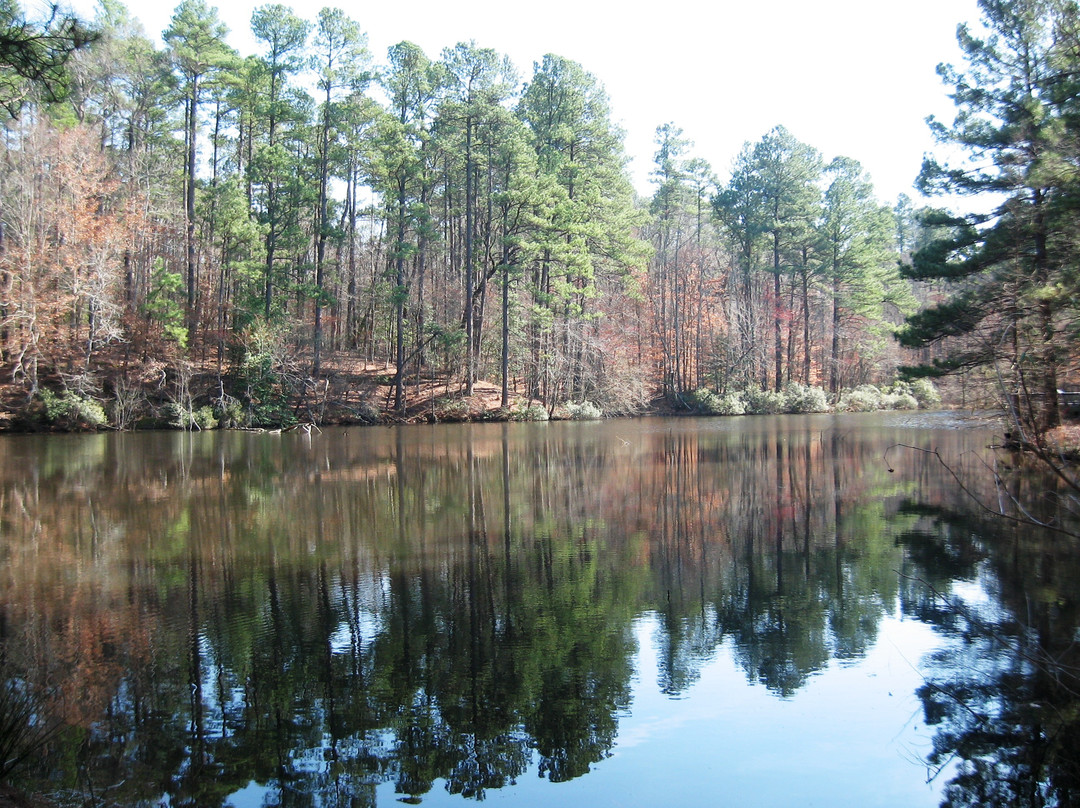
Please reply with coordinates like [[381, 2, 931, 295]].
[[75, 397, 107, 427], [838, 384, 883, 412], [196, 405, 218, 429], [241, 353, 291, 425], [215, 396, 247, 429], [566, 400, 603, 420], [715, 392, 746, 415], [509, 402, 549, 422], [783, 382, 830, 413], [38, 388, 65, 422], [742, 387, 786, 414], [884, 380, 932, 410], [685, 388, 748, 416], [909, 378, 941, 409], [882, 392, 919, 410], [237, 325, 296, 428], [172, 404, 218, 430], [687, 388, 721, 413], [38, 389, 108, 429]]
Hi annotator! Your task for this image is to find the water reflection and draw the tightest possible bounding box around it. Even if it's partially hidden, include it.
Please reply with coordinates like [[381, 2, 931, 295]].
[[0, 413, 1076, 806], [896, 496, 1080, 808]]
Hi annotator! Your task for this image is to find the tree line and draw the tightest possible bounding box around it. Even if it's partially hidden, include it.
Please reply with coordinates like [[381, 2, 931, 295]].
[[2, 0, 1071, 429]]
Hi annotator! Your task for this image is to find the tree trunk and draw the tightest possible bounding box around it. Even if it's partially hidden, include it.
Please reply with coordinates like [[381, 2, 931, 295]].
[[464, 115, 475, 396], [313, 88, 333, 380], [801, 251, 811, 384], [185, 79, 199, 341], [394, 172, 407, 412], [773, 231, 782, 392], [830, 272, 841, 397], [500, 228, 510, 408]]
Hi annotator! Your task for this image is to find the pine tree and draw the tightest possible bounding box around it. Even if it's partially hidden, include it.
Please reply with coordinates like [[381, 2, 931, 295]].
[[901, 0, 1080, 431], [714, 127, 822, 391], [249, 3, 310, 321], [820, 157, 899, 395], [518, 54, 647, 408], [439, 41, 515, 395], [0, 0, 96, 116], [310, 6, 369, 378], [163, 0, 237, 339]]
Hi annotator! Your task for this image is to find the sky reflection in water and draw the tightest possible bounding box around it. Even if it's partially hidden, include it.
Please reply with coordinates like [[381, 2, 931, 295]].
[[223, 612, 947, 808]]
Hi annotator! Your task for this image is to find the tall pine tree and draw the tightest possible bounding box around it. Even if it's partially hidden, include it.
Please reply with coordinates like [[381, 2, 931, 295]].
[[900, 0, 1080, 432]]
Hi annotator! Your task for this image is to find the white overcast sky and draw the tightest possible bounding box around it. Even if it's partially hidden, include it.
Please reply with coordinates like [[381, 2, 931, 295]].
[[60, 0, 982, 204]]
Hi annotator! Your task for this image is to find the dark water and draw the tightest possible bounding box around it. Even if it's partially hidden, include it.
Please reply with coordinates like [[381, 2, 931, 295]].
[[2, 412, 1079, 807]]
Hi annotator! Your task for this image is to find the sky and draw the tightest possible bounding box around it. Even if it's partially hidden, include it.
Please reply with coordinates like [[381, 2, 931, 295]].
[[58, 0, 983, 204]]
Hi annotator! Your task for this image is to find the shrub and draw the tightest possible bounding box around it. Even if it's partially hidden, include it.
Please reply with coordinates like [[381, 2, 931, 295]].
[[783, 382, 830, 413], [882, 392, 919, 410], [838, 384, 883, 412], [714, 392, 746, 415], [38, 389, 108, 429], [215, 395, 247, 429], [909, 378, 941, 409], [354, 401, 381, 424], [592, 365, 650, 416], [237, 325, 297, 428], [742, 387, 786, 414], [172, 404, 218, 430], [74, 397, 108, 428], [686, 388, 721, 414], [109, 375, 147, 431], [435, 398, 471, 422], [38, 388, 65, 423], [684, 388, 748, 416], [566, 400, 603, 420], [508, 402, 549, 422]]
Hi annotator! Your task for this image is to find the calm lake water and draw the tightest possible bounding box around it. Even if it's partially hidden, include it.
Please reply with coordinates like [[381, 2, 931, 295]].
[[2, 412, 1079, 807]]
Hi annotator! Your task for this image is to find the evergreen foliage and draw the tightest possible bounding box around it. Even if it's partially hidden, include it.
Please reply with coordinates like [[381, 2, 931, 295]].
[[899, 0, 1080, 431], [0, 0, 96, 115], [38, 388, 109, 428]]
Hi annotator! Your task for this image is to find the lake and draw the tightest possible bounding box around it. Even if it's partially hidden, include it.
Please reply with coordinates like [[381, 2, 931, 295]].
[[2, 411, 1079, 807]]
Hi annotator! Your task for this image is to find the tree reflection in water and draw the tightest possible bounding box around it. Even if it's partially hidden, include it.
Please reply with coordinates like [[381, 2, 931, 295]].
[[896, 494, 1080, 808], [0, 415, 1076, 806]]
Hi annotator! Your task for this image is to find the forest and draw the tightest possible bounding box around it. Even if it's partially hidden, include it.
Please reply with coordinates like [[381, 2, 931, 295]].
[[0, 0, 1076, 431]]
